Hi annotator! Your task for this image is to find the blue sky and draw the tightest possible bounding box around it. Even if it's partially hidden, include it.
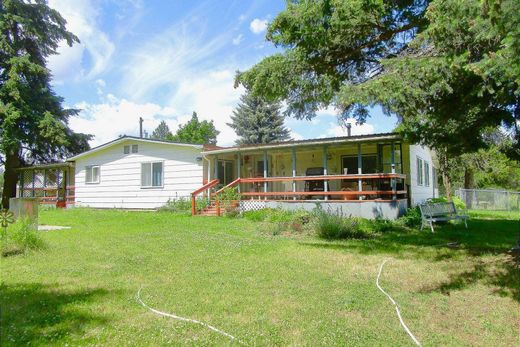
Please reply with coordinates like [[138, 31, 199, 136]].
[[47, 0, 398, 146]]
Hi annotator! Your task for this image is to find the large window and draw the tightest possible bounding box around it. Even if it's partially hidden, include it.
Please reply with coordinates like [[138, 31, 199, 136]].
[[416, 157, 424, 186], [341, 155, 377, 174], [141, 162, 163, 187], [424, 161, 430, 187], [85, 165, 100, 184]]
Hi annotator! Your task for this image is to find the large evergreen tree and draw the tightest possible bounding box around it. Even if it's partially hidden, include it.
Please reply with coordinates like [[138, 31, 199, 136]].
[[0, 0, 91, 208], [151, 120, 172, 140], [169, 112, 219, 145], [228, 91, 291, 145]]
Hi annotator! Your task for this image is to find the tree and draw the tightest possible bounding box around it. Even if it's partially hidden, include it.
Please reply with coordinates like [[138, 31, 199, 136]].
[[236, 0, 519, 197], [151, 120, 172, 140], [228, 91, 291, 145], [169, 112, 219, 145], [0, 0, 91, 208]]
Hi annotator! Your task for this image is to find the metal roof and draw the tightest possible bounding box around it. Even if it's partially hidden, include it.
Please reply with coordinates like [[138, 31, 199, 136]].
[[202, 132, 402, 155]]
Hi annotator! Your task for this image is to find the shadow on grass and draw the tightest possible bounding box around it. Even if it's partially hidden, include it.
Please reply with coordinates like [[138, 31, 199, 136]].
[[0, 283, 110, 345], [299, 218, 520, 302]]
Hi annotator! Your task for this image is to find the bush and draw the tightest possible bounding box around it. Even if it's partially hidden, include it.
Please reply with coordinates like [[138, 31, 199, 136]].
[[158, 197, 208, 213], [313, 208, 367, 240], [397, 206, 422, 228], [242, 208, 313, 234], [1, 217, 45, 257]]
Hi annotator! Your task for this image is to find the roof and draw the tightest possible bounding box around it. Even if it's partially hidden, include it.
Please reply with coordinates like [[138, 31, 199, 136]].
[[202, 132, 402, 155], [67, 136, 203, 161], [15, 162, 74, 171]]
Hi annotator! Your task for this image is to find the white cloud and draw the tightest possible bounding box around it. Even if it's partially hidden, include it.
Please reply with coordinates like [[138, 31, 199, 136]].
[[289, 129, 303, 141], [249, 18, 268, 34], [47, 0, 115, 81], [70, 96, 179, 146], [232, 34, 244, 45]]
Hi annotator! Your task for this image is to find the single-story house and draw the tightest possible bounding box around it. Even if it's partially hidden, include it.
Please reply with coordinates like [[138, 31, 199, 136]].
[[16, 132, 438, 219]]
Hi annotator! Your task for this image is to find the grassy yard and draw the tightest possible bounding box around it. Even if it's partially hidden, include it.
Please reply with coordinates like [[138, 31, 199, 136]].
[[1, 208, 519, 346]]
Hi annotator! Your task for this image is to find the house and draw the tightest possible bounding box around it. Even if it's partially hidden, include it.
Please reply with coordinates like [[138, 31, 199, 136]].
[[17, 136, 204, 209], [16, 132, 438, 218]]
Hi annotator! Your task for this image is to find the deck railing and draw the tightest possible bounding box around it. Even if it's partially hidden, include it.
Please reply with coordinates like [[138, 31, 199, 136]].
[[191, 179, 219, 215], [19, 186, 75, 207], [192, 173, 407, 215]]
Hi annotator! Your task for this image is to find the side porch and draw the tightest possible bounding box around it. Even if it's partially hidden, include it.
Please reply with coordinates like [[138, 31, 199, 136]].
[[15, 163, 75, 207]]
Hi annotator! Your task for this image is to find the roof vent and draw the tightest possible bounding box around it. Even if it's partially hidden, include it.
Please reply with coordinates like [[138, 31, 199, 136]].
[[346, 123, 352, 136]]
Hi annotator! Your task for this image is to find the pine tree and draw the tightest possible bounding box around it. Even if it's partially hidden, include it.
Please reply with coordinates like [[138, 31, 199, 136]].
[[228, 92, 291, 145], [169, 112, 219, 145], [151, 121, 172, 140], [0, 0, 91, 208]]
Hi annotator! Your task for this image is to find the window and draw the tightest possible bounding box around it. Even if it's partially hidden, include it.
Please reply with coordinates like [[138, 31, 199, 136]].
[[85, 165, 100, 184], [124, 145, 130, 154], [341, 154, 377, 174], [416, 157, 424, 186], [141, 162, 163, 187], [132, 144, 138, 153], [424, 161, 430, 187]]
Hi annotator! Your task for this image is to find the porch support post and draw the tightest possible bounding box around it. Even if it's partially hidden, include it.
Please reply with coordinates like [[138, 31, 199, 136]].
[[214, 155, 218, 181], [391, 142, 396, 200], [263, 150, 268, 199], [357, 143, 362, 200], [19, 171, 24, 198], [32, 170, 36, 197], [237, 152, 241, 193], [292, 147, 296, 200], [323, 145, 328, 200]]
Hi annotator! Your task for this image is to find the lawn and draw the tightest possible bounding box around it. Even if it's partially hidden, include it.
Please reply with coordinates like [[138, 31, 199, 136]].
[[1, 208, 519, 346]]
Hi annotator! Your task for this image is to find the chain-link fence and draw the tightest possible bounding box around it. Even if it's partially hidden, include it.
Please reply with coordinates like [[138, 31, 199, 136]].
[[455, 189, 520, 211]]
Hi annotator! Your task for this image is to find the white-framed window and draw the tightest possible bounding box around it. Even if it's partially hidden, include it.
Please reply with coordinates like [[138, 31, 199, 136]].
[[123, 145, 130, 154], [131, 144, 138, 153], [416, 157, 424, 186], [85, 165, 100, 184], [424, 161, 430, 187], [141, 162, 163, 188]]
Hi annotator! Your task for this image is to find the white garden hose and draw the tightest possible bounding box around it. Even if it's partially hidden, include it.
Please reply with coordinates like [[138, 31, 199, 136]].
[[376, 259, 422, 346], [136, 286, 246, 345]]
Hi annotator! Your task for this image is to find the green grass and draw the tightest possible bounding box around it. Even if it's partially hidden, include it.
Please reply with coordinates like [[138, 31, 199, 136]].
[[1, 208, 519, 346]]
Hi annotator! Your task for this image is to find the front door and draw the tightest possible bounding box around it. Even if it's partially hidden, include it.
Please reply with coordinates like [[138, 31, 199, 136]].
[[217, 160, 234, 186]]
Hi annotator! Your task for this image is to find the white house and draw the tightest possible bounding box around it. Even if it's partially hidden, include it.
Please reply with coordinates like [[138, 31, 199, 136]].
[[16, 132, 438, 218]]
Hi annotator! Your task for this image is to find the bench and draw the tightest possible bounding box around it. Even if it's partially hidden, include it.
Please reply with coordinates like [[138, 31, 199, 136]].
[[419, 201, 468, 232]]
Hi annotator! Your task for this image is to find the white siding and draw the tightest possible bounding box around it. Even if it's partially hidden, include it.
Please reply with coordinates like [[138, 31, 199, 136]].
[[74, 140, 203, 209], [409, 145, 438, 206]]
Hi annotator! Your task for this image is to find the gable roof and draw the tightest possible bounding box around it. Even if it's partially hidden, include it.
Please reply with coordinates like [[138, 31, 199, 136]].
[[202, 132, 402, 155], [67, 136, 203, 161]]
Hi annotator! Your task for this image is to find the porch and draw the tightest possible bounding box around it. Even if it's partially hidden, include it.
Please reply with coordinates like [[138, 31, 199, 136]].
[[193, 134, 410, 217], [16, 163, 75, 207]]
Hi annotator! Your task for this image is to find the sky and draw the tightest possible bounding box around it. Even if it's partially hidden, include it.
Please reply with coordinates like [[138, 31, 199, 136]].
[[47, 0, 399, 147]]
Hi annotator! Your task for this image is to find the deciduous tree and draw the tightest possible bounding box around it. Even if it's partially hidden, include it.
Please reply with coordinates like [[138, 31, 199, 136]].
[[169, 112, 219, 145], [151, 120, 172, 140]]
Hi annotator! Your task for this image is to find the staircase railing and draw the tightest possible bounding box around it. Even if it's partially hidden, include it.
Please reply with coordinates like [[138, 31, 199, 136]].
[[191, 179, 219, 215]]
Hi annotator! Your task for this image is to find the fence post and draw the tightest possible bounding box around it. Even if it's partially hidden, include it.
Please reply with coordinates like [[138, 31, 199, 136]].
[[191, 195, 196, 216]]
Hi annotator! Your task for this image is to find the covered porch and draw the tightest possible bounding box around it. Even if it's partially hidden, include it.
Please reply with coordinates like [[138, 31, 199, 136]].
[[194, 134, 409, 217], [16, 163, 75, 207]]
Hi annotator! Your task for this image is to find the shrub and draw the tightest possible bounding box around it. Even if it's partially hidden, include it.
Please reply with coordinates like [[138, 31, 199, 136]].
[[313, 208, 367, 240], [366, 218, 399, 233], [397, 206, 422, 228], [1, 217, 45, 257], [158, 197, 208, 213]]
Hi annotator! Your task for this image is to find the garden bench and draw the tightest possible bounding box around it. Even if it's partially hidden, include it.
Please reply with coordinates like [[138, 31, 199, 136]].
[[419, 201, 468, 232]]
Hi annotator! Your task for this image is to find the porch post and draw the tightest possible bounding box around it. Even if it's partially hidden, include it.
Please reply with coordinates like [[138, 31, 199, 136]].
[[263, 150, 268, 199], [391, 142, 396, 200], [237, 152, 241, 193], [357, 143, 362, 200], [32, 170, 36, 197], [214, 155, 218, 181], [323, 145, 328, 200], [292, 147, 296, 200], [19, 171, 24, 198]]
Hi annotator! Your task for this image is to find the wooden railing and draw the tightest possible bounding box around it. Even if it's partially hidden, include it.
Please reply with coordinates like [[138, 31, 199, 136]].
[[191, 179, 219, 215], [20, 185, 75, 207]]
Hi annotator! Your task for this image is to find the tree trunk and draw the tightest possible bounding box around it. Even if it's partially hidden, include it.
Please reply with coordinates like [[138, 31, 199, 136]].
[[437, 148, 453, 201], [463, 167, 474, 189], [1, 149, 21, 209]]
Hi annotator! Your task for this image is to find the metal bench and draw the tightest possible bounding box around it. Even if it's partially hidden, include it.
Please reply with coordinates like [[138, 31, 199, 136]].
[[419, 201, 468, 232]]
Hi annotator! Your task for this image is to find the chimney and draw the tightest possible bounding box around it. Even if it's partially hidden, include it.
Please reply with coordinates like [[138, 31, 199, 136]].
[[346, 123, 352, 137], [139, 117, 144, 138]]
